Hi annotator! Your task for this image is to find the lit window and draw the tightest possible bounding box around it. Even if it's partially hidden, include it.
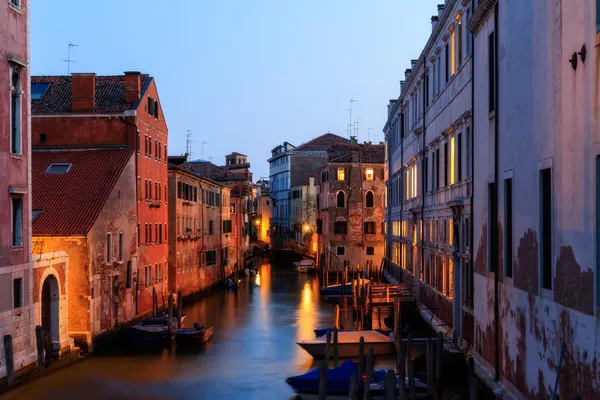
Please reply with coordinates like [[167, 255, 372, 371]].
[[450, 137, 456, 185], [449, 218, 454, 245], [337, 168, 345, 181], [366, 168, 374, 180]]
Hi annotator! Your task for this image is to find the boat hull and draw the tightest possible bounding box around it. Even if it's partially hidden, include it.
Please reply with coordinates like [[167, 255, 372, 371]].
[[175, 326, 214, 345], [297, 341, 394, 359]]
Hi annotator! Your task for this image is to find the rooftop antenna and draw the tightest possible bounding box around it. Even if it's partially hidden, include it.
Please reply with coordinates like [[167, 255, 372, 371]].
[[201, 141, 207, 160], [61, 42, 79, 75], [186, 130, 193, 160], [354, 116, 362, 141], [368, 127, 373, 142], [347, 99, 357, 138], [374, 134, 381, 143]]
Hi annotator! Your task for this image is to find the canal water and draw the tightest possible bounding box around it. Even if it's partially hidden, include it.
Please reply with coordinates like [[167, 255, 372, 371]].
[[3, 259, 488, 400]]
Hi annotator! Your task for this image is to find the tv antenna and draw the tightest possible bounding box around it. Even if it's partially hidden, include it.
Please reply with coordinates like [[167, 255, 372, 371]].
[[186, 130, 193, 160], [201, 141, 208, 160], [347, 99, 357, 138], [367, 127, 373, 142], [354, 116, 362, 140], [61, 42, 79, 75]]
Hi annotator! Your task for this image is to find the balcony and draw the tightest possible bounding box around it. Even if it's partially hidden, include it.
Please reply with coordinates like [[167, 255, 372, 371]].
[[424, 180, 471, 209]]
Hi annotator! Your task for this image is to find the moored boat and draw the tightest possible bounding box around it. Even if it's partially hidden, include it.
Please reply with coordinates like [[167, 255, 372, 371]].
[[294, 259, 315, 273], [286, 360, 427, 399], [313, 327, 392, 338], [297, 330, 393, 359], [175, 322, 213, 346], [320, 279, 370, 301]]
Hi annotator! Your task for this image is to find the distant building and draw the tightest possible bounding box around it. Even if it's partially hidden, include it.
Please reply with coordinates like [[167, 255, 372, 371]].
[[167, 165, 230, 296], [268, 142, 295, 238], [255, 180, 271, 243], [290, 178, 317, 250], [317, 142, 386, 270], [0, 0, 37, 378], [31, 71, 170, 316], [32, 147, 138, 351]]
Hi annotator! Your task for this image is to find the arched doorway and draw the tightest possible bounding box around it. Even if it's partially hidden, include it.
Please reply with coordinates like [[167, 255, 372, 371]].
[[41, 275, 59, 359]]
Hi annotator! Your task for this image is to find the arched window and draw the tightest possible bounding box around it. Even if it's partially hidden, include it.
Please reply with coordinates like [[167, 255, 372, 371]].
[[365, 191, 374, 208], [336, 191, 345, 208], [10, 68, 21, 155]]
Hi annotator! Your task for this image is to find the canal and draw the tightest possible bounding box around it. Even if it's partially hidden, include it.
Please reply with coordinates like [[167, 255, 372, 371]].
[[3, 259, 489, 400]]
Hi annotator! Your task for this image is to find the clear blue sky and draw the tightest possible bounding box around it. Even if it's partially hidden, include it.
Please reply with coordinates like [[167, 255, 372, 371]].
[[31, 0, 437, 180]]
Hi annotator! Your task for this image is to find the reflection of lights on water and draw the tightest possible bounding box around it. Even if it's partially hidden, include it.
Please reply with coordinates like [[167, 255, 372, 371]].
[[255, 273, 261, 286], [302, 281, 312, 310], [296, 281, 316, 364]]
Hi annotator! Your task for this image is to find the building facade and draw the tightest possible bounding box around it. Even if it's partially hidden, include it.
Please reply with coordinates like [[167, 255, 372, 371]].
[[32, 147, 138, 350], [31, 71, 169, 316], [0, 0, 37, 380], [290, 178, 317, 249], [268, 142, 295, 238], [469, 1, 600, 398], [317, 143, 386, 271], [255, 180, 272, 243], [167, 165, 230, 296], [384, 0, 473, 344]]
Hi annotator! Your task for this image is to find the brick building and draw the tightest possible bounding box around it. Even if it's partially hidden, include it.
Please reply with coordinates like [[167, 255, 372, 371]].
[[31, 71, 169, 315], [32, 147, 138, 350], [167, 165, 232, 296], [0, 0, 37, 380], [317, 141, 386, 271]]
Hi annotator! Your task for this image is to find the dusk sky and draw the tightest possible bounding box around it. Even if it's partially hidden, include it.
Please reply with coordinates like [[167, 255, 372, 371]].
[[31, 0, 436, 180]]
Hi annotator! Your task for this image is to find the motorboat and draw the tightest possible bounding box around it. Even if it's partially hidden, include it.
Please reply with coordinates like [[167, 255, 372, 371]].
[[175, 322, 213, 346], [294, 259, 315, 273], [286, 360, 427, 400], [297, 330, 394, 359], [320, 279, 370, 301]]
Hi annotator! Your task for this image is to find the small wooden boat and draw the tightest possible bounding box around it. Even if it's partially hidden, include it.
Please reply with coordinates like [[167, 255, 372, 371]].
[[313, 327, 392, 338], [223, 278, 240, 289], [131, 316, 177, 342], [176, 322, 213, 346], [294, 259, 315, 273], [286, 360, 427, 399], [297, 330, 394, 359]]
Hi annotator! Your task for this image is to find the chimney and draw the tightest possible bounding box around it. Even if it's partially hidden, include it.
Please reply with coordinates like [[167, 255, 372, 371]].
[[437, 4, 445, 18], [124, 71, 141, 103], [400, 80, 406, 92], [411, 59, 418, 70], [431, 16, 439, 32], [71, 73, 95, 113], [405, 68, 412, 81], [350, 135, 358, 145]]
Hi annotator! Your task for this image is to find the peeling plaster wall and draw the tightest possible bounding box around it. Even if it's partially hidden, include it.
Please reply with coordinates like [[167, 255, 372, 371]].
[[471, 0, 600, 398]]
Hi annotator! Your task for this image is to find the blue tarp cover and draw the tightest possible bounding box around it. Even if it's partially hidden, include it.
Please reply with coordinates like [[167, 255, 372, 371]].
[[286, 360, 358, 393]]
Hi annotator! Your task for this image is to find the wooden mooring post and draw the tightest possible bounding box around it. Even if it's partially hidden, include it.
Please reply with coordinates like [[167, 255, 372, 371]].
[[35, 325, 44, 369], [177, 290, 183, 329], [333, 327, 339, 368], [325, 330, 332, 366], [385, 369, 396, 400], [358, 336, 365, 393], [398, 342, 406, 400], [436, 331, 443, 399], [349, 373, 358, 400], [168, 293, 174, 337], [4, 334, 14, 387], [152, 287, 157, 317], [318, 360, 327, 400], [426, 338, 435, 397], [364, 347, 374, 400], [407, 333, 415, 400]]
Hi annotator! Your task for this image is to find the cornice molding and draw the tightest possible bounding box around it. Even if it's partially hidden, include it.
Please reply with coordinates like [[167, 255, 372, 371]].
[[468, 0, 497, 35]]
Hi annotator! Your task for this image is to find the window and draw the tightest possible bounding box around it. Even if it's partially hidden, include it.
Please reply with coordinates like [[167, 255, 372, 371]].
[[13, 278, 22, 308], [136, 132, 140, 154], [450, 31, 456, 76], [466, 8, 472, 54], [364, 220, 376, 235], [336, 246, 345, 256], [155, 224, 159, 244], [223, 220, 232, 233], [209, 220, 214, 235], [505, 178, 513, 278], [337, 168, 345, 181], [106, 233, 112, 263], [316, 219, 323, 234], [118, 233, 123, 261], [154, 100, 159, 119], [11, 197, 22, 247], [466, 127, 471, 178], [159, 225, 163, 244], [489, 31, 496, 113], [445, 43, 449, 82], [148, 96, 155, 116], [365, 191, 374, 208], [206, 250, 217, 266], [449, 218, 454, 246], [31, 82, 50, 100], [488, 182, 497, 272], [540, 168, 552, 290], [458, 133, 463, 182], [11, 68, 21, 155], [126, 261, 132, 288], [365, 168, 374, 181], [334, 219, 347, 235], [436, 148, 440, 189], [444, 142, 449, 187], [450, 137, 456, 185], [45, 163, 73, 175], [137, 224, 140, 246], [457, 19, 463, 67], [336, 191, 346, 208], [164, 145, 167, 163]]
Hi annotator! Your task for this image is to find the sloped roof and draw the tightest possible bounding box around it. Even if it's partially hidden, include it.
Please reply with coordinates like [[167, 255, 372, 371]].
[[31, 74, 151, 114], [180, 161, 226, 181], [32, 147, 134, 236], [293, 133, 350, 151], [329, 143, 385, 164]]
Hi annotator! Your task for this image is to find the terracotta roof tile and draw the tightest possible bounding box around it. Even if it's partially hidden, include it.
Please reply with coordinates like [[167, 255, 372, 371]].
[[31, 75, 150, 114], [32, 147, 134, 236]]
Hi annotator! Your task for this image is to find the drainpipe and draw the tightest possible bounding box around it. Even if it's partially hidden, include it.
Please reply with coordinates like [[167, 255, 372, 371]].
[[493, 1, 500, 382], [468, 1, 476, 350]]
